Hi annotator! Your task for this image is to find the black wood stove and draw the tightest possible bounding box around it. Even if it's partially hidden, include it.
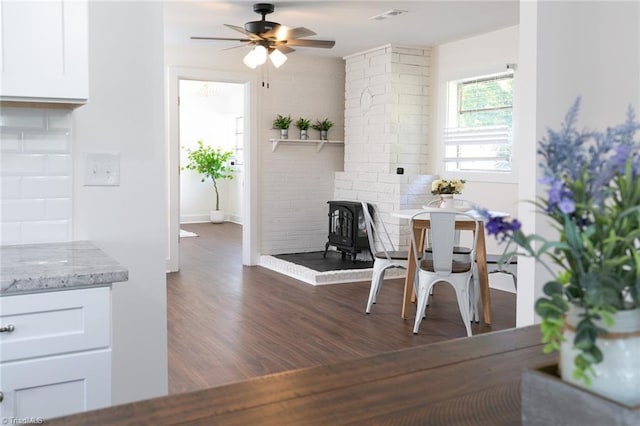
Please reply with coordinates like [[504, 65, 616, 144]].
[[324, 201, 372, 263]]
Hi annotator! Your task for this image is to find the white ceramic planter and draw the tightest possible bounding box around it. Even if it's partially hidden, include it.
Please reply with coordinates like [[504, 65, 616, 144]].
[[209, 210, 224, 223], [561, 306, 640, 406], [438, 194, 455, 208]]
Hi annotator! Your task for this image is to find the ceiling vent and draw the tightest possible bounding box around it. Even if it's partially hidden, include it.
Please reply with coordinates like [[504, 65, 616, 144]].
[[369, 9, 408, 21]]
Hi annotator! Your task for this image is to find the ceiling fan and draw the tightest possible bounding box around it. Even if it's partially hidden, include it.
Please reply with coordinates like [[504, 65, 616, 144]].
[[191, 3, 335, 69]]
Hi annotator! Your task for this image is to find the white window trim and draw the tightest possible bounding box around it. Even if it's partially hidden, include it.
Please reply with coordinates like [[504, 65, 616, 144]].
[[438, 70, 517, 184]]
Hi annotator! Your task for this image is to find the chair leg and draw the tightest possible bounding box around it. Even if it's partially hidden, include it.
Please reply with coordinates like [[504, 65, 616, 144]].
[[471, 268, 480, 323], [413, 281, 431, 334], [366, 262, 386, 313], [453, 283, 472, 337]]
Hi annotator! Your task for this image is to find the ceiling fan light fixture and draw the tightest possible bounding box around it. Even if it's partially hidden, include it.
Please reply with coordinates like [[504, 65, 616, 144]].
[[243, 44, 268, 68], [269, 49, 288, 68], [243, 50, 258, 69]]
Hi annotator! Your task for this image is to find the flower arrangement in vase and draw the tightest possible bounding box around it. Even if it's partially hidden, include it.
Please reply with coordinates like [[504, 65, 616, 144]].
[[431, 178, 466, 196], [480, 98, 640, 406], [431, 178, 466, 208]]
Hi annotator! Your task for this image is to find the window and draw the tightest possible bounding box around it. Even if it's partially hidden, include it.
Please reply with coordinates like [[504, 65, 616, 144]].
[[444, 72, 514, 173]]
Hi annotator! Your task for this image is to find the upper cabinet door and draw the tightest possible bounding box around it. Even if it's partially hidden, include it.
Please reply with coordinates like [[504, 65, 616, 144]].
[[0, 0, 89, 103]]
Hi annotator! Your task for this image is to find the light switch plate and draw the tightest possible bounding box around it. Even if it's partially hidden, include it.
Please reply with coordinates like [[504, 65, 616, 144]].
[[84, 152, 120, 186]]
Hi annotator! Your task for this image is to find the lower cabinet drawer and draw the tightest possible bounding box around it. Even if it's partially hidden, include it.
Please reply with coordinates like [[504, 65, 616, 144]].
[[0, 286, 111, 362], [0, 349, 111, 421]]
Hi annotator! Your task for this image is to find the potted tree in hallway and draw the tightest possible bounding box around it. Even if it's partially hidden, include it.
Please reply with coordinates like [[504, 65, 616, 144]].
[[182, 140, 234, 223]]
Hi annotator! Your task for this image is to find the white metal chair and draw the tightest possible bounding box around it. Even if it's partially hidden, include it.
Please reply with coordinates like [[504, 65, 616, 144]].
[[486, 241, 518, 291], [410, 208, 480, 336], [362, 202, 409, 314]]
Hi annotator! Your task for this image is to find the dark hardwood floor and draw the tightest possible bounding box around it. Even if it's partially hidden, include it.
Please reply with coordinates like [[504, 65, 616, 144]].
[[167, 222, 516, 395]]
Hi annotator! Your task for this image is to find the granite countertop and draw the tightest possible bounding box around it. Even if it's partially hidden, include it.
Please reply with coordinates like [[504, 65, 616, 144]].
[[0, 241, 128, 296]]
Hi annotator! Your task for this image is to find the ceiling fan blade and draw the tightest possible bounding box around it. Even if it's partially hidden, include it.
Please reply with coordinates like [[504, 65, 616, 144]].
[[191, 36, 252, 42], [275, 45, 295, 54], [221, 44, 251, 51], [224, 24, 263, 40], [282, 27, 316, 40], [285, 39, 335, 49]]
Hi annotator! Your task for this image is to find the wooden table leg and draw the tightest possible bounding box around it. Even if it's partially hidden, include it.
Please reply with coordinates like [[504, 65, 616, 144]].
[[401, 222, 426, 319], [476, 224, 492, 324]]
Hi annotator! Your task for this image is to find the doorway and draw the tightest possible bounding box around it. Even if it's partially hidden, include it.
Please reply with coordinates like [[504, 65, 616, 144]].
[[178, 80, 244, 225], [167, 67, 259, 272]]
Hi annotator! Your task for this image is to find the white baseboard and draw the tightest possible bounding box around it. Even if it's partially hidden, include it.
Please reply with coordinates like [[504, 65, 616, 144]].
[[180, 214, 210, 224], [180, 213, 242, 224]]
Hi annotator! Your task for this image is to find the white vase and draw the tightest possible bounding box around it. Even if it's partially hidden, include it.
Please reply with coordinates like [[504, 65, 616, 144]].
[[209, 210, 224, 223], [280, 128, 288, 139], [560, 305, 640, 406], [439, 194, 455, 208]]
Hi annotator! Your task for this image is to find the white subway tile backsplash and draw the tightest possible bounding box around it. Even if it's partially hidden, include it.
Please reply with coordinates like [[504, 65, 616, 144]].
[[1, 177, 21, 199], [0, 132, 21, 152], [0, 107, 46, 128], [45, 198, 72, 220], [0, 154, 47, 176], [24, 132, 71, 153], [21, 177, 71, 198], [47, 155, 72, 176], [47, 110, 72, 129], [0, 222, 21, 245], [21, 220, 70, 244], [1, 199, 46, 222], [0, 107, 72, 245]]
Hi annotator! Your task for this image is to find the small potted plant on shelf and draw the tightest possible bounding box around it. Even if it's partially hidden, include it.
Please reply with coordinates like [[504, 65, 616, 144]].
[[182, 140, 234, 223], [295, 117, 311, 140], [273, 114, 293, 139], [480, 97, 640, 409], [311, 118, 334, 141]]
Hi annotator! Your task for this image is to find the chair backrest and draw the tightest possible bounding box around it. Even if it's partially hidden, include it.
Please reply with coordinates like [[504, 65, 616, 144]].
[[361, 202, 396, 260], [410, 208, 480, 276]]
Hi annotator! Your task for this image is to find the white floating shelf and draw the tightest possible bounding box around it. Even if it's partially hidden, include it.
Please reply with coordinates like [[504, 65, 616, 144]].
[[269, 139, 344, 153]]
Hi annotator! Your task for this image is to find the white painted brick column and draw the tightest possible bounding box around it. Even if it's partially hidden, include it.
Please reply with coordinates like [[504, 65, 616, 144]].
[[338, 45, 435, 250]]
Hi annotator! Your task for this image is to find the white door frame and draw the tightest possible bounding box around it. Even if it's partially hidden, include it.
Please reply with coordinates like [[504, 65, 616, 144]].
[[167, 66, 260, 271]]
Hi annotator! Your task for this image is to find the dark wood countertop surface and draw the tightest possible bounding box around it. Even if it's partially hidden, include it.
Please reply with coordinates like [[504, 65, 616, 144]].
[[47, 325, 552, 425]]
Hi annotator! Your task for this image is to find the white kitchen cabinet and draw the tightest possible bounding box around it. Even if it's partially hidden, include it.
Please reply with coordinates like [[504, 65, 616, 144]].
[[0, 286, 112, 420], [0, 0, 89, 103]]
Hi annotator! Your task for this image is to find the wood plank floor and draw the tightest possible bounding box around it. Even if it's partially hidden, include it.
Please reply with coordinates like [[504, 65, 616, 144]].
[[167, 222, 517, 395]]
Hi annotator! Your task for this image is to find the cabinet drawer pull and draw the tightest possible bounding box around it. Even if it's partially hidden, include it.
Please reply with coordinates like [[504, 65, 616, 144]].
[[0, 324, 15, 333], [0, 391, 3, 402]]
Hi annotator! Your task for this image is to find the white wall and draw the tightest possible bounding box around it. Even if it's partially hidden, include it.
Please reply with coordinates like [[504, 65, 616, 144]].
[[516, 0, 640, 326], [431, 25, 520, 255], [72, 1, 167, 405]]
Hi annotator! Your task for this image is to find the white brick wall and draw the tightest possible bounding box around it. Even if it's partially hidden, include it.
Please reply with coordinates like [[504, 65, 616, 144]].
[[0, 107, 72, 245], [260, 57, 346, 255], [340, 45, 435, 249]]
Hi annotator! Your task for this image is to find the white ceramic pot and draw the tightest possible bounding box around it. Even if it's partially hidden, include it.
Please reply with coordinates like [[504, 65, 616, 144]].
[[209, 210, 224, 223], [439, 194, 455, 209], [280, 128, 288, 139], [560, 305, 640, 406], [300, 129, 308, 140]]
